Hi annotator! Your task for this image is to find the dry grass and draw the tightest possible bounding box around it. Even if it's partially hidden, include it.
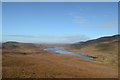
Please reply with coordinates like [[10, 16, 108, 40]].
[[2, 50, 118, 78], [66, 42, 118, 66]]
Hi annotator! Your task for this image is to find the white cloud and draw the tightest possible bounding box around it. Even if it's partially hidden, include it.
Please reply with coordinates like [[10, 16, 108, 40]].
[[63, 35, 90, 43], [66, 13, 87, 24], [3, 34, 90, 43], [91, 20, 118, 28], [73, 16, 87, 24]]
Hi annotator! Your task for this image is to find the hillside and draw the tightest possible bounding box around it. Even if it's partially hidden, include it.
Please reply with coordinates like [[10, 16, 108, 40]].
[[2, 41, 46, 54], [2, 36, 118, 78], [3, 41, 36, 49], [0, 42, 1, 49], [67, 34, 119, 66], [71, 34, 120, 49]]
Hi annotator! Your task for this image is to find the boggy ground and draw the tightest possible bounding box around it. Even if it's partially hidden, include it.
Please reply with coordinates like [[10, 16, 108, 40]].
[[2, 49, 118, 78]]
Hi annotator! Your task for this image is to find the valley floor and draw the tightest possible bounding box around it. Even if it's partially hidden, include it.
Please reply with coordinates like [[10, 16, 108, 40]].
[[2, 50, 118, 78]]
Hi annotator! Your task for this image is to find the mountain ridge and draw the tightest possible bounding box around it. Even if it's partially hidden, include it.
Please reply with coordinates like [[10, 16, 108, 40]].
[[71, 34, 120, 49]]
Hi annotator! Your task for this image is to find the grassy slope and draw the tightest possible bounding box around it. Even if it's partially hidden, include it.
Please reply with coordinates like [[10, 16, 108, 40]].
[[2, 51, 118, 78], [66, 35, 119, 66]]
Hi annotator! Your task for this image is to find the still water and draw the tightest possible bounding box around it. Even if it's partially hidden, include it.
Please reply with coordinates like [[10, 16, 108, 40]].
[[44, 48, 94, 60]]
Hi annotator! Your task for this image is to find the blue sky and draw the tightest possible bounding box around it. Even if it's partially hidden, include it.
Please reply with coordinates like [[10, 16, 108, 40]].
[[2, 2, 118, 43]]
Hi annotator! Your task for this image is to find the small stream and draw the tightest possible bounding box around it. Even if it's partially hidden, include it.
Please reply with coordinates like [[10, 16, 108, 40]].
[[44, 48, 94, 60]]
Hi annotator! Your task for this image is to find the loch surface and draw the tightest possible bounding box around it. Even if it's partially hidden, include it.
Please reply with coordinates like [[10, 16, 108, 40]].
[[44, 48, 94, 59]]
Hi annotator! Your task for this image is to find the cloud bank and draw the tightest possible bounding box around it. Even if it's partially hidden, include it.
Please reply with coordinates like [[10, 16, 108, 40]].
[[3, 34, 90, 43]]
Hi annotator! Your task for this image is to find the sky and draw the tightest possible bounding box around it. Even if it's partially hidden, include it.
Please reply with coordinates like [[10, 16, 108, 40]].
[[2, 2, 118, 43]]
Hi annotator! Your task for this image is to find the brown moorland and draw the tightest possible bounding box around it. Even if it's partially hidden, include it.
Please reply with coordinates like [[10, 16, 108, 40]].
[[2, 35, 119, 78], [2, 51, 118, 78]]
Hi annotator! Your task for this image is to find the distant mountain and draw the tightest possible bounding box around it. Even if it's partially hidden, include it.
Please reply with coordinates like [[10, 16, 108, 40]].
[[71, 34, 120, 49], [0, 42, 1, 49], [3, 41, 37, 49], [2, 41, 45, 53]]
